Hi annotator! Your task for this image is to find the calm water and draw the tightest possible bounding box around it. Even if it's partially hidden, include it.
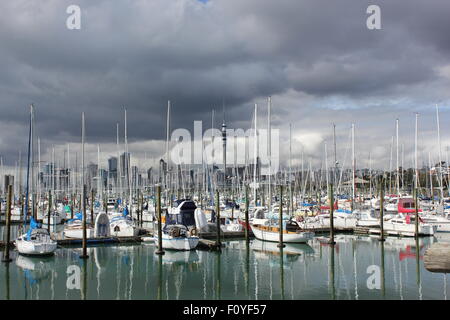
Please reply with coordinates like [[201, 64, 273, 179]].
[[1, 226, 449, 300]]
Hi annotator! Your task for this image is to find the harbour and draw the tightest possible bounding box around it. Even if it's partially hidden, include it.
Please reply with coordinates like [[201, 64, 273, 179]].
[[1, 0, 450, 306], [1, 232, 449, 300]]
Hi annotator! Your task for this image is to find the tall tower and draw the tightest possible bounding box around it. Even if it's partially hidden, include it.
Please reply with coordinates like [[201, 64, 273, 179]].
[[222, 117, 227, 189]]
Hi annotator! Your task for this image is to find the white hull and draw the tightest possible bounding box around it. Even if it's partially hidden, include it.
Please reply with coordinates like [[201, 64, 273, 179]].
[[156, 234, 199, 250], [250, 225, 314, 243], [356, 220, 380, 227], [370, 223, 435, 237], [110, 225, 138, 237], [63, 227, 95, 239], [423, 221, 450, 232], [15, 237, 57, 256]]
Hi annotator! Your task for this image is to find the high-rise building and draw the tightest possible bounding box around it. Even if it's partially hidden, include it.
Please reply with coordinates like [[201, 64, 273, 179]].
[[4, 175, 14, 192], [108, 157, 118, 181]]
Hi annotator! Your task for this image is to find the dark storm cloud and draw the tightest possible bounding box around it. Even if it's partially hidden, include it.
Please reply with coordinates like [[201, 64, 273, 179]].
[[1, 0, 450, 168]]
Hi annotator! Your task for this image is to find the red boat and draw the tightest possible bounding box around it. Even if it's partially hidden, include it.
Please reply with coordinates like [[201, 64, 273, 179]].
[[397, 197, 422, 214]]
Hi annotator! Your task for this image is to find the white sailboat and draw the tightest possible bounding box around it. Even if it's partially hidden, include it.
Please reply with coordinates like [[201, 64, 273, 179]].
[[109, 207, 139, 237], [15, 105, 57, 256], [155, 199, 199, 250], [251, 218, 314, 243]]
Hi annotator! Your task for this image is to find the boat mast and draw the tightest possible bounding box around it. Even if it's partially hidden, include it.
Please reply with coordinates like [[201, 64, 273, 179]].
[[396, 119, 400, 197], [351, 123, 355, 211], [125, 108, 132, 209], [253, 103, 258, 206], [415, 113, 419, 190], [436, 104, 444, 204], [333, 123, 337, 186], [324, 141, 328, 191], [23, 104, 33, 225], [116, 123, 121, 200], [289, 123, 293, 214], [97, 144, 101, 198], [268, 96, 272, 213], [165, 101, 171, 204]]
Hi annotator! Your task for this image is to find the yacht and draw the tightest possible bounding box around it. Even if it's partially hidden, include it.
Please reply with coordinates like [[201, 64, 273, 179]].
[[251, 218, 314, 243], [155, 199, 199, 250], [109, 207, 139, 237], [15, 218, 57, 256]]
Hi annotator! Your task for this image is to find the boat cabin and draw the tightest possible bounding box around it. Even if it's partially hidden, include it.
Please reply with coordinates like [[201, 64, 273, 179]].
[[165, 200, 197, 228], [398, 197, 421, 213]]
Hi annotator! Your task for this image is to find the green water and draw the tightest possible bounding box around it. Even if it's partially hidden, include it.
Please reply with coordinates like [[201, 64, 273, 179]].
[[1, 229, 449, 300]]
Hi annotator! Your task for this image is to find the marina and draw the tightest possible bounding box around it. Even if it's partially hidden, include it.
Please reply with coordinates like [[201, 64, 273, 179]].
[[1, 232, 449, 300], [1, 1, 450, 306]]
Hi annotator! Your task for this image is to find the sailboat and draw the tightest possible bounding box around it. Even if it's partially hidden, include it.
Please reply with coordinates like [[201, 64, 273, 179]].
[[155, 199, 199, 250], [109, 206, 139, 237], [15, 105, 57, 256]]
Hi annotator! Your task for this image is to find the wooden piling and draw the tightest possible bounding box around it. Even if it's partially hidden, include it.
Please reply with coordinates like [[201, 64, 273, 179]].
[[2, 185, 13, 263], [414, 188, 419, 238], [79, 184, 89, 259], [47, 190, 51, 231], [277, 185, 285, 248], [90, 189, 94, 224], [71, 193, 74, 219], [155, 185, 164, 255], [379, 179, 385, 242], [245, 185, 249, 243], [215, 190, 221, 250], [328, 184, 335, 245]]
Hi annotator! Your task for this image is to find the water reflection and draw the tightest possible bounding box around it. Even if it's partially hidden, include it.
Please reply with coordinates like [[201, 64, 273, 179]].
[[0, 233, 450, 300]]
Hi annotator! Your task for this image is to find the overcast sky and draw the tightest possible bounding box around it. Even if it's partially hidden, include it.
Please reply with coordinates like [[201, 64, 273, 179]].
[[1, 0, 450, 173]]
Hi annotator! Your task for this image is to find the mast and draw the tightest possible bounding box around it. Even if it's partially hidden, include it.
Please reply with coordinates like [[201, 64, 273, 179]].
[[396, 119, 400, 197], [97, 144, 101, 197], [324, 141, 329, 190], [268, 96, 272, 212], [436, 104, 444, 204], [253, 103, 258, 205], [23, 104, 33, 225], [221, 109, 227, 191], [333, 123, 337, 185], [351, 123, 355, 211], [81, 112, 85, 197], [368, 152, 372, 197], [165, 101, 171, 204], [125, 108, 132, 209], [116, 123, 121, 199], [415, 113, 418, 189], [289, 123, 293, 214]]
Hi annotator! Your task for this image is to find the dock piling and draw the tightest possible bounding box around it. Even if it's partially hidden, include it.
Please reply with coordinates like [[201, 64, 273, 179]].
[[90, 189, 94, 224], [414, 188, 419, 238], [277, 185, 285, 248], [2, 185, 12, 263], [379, 178, 385, 242], [215, 190, 221, 250], [79, 184, 89, 259], [47, 190, 51, 231], [155, 185, 164, 255], [328, 183, 335, 245], [245, 185, 249, 243]]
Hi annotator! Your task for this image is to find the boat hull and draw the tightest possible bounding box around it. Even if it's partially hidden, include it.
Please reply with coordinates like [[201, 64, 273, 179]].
[[371, 223, 435, 237], [15, 239, 57, 256], [250, 225, 314, 243], [155, 235, 199, 250]]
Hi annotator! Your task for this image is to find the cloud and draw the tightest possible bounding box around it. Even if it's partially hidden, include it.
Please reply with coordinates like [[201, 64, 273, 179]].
[[1, 0, 450, 174]]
